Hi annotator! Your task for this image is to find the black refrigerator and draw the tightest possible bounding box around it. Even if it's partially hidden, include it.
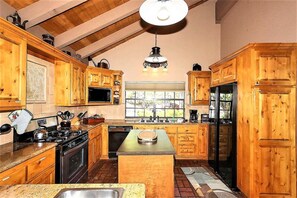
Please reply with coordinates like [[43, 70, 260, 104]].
[[208, 83, 237, 189]]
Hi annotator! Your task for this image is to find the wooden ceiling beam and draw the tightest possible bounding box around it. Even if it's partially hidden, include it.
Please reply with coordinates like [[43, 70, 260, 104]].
[[18, 0, 87, 29], [77, 21, 151, 58], [54, 0, 144, 49]]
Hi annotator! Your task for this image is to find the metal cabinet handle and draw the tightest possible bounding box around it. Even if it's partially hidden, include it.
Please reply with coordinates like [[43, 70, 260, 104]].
[[39, 156, 46, 162], [2, 176, 10, 181]]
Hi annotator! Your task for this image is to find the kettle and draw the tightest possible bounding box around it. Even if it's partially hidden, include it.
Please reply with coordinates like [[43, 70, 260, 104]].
[[6, 11, 28, 30], [34, 126, 48, 141], [97, 59, 110, 69]]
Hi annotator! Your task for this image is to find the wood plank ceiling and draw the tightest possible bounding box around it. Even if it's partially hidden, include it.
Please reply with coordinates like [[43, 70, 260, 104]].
[[4, 0, 211, 58]]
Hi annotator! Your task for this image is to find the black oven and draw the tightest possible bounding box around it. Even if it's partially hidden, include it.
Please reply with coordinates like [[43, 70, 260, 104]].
[[56, 133, 88, 183], [108, 126, 133, 158]]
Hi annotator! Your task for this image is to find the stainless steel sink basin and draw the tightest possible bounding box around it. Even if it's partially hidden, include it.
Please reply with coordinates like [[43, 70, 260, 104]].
[[54, 188, 124, 198]]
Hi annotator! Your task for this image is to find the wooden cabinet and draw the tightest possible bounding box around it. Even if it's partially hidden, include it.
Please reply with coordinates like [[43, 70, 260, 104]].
[[0, 148, 55, 185], [132, 124, 208, 160], [0, 24, 27, 111], [88, 125, 102, 170], [101, 124, 109, 160], [187, 71, 211, 105], [87, 67, 113, 88], [55, 61, 86, 106], [210, 58, 237, 86], [209, 43, 297, 198]]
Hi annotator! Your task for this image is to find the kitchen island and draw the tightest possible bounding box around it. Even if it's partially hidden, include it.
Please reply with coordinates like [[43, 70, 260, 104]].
[[117, 129, 175, 198]]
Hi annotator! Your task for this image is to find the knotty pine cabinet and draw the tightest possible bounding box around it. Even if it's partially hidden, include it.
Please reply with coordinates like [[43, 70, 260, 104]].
[[55, 61, 86, 106], [87, 67, 113, 88], [0, 148, 55, 185], [187, 71, 211, 105], [0, 23, 27, 111], [88, 125, 102, 170], [209, 43, 297, 198], [132, 124, 208, 160], [210, 58, 237, 86]]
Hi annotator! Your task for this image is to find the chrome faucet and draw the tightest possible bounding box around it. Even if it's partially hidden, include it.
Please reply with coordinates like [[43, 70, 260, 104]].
[[152, 104, 156, 121]]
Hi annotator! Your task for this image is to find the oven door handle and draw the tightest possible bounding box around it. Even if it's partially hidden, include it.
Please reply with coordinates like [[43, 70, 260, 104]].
[[63, 139, 88, 156]]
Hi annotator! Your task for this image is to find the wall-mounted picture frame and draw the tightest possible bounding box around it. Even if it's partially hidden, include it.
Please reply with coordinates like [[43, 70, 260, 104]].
[[26, 60, 47, 103]]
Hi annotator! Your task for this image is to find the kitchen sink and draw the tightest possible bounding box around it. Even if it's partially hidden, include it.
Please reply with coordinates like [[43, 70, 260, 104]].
[[54, 188, 125, 198]]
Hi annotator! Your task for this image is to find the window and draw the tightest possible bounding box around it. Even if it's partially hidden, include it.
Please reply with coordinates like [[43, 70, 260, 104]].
[[125, 82, 185, 119]]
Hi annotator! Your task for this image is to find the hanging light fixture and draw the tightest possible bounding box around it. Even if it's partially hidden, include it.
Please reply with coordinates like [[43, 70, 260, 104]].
[[139, 0, 188, 26], [143, 33, 168, 71]]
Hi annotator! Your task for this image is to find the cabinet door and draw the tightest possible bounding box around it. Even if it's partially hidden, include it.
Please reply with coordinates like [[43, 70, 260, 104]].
[[95, 134, 102, 161], [80, 68, 86, 104], [253, 86, 296, 197], [88, 138, 96, 170], [177, 134, 198, 158], [197, 125, 208, 159], [188, 71, 211, 105], [0, 28, 26, 111], [211, 66, 221, 86], [221, 58, 236, 83], [167, 133, 177, 150], [71, 64, 80, 104], [28, 165, 55, 184], [101, 71, 113, 87], [89, 71, 101, 87]]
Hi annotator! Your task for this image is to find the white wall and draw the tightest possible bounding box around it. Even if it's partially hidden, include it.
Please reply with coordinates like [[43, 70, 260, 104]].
[[89, 1, 221, 119], [220, 0, 297, 58]]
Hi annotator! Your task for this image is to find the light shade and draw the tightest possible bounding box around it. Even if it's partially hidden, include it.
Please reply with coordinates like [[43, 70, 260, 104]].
[[144, 47, 168, 68], [139, 0, 188, 26]]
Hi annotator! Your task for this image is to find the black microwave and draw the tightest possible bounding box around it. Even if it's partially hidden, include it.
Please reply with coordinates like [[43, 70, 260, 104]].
[[88, 87, 111, 103]]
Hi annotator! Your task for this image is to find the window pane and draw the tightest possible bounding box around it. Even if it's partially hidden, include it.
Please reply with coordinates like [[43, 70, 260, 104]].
[[136, 109, 144, 117], [175, 109, 184, 117], [175, 100, 184, 109], [146, 91, 154, 100], [126, 109, 135, 117], [155, 91, 164, 99], [144, 100, 154, 109], [156, 109, 165, 117], [135, 100, 144, 108], [155, 100, 164, 108], [136, 91, 145, 99], [220, 94, 225, 100], [126, 91, 135, 99], [165, 92, 174, 99], [126, 99, 135, 108], [165, 109, 174, 117], [145, 109, 153, 117], [175, 92, 184, 99], [210, 92, 216, 100], [226, 93, 232, 100]]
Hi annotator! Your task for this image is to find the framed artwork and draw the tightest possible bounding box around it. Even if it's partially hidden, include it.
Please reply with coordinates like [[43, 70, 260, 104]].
[[26, 60, 47, 103]]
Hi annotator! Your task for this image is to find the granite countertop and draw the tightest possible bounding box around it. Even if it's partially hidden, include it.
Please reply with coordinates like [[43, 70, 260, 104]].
[[0, 142, 56, 173], [0, 183, 145, 198], [117, 129, 176, 156], [101, 119, 208, 125]]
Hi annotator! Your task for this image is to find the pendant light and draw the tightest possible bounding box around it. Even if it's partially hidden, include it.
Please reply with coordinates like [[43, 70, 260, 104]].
[[139, 0, 188, 26], [143, 33, 168, 71]]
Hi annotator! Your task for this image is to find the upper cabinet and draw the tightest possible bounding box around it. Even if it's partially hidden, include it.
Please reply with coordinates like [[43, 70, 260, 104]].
[[187, 71, 211, 105], [209, 58, 237, 86], [112, 70, 123, 105], [55, 61, 86, 106], [0, 22, 27, 111], [87, 67, 113, 88]]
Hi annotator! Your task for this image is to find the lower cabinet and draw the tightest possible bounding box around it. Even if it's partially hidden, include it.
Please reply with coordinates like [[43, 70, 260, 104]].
[[88, 125, 102, 170], [0, 148, 55, 185], [133, 124, 208, 160]]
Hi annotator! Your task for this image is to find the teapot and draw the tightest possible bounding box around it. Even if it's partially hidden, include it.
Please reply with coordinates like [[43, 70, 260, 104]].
[[6, 11, 28, 30], [34, 126, 48, 141]]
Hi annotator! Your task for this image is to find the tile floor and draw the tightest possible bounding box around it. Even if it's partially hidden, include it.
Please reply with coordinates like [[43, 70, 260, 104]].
[[87, 159, 244, 198]]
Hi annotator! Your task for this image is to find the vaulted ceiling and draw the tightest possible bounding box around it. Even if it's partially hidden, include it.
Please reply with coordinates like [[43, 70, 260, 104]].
[[4, 0, 235, 58]]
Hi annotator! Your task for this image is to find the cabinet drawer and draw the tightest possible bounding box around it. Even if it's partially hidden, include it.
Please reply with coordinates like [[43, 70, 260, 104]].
[[0, 165, 26, 185], [27, 148, 55, 181], [178, 134, 197, 143], [177, 125, 198, 133]]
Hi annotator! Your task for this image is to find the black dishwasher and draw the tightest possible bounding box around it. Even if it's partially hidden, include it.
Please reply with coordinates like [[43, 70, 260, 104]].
[[108, 126, 133, 158]]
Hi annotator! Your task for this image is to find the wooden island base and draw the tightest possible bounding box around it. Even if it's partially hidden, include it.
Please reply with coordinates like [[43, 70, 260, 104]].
[[118, 155, 174, 198]]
